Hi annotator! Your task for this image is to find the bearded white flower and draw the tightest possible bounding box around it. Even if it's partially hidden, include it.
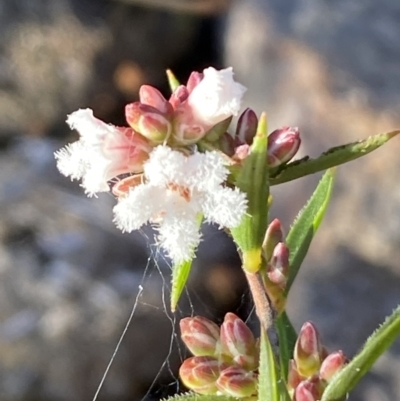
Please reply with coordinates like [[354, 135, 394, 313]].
[[113, 146, 248, 264], [188, 67, 247, 126], [54, 109, 152, 196]]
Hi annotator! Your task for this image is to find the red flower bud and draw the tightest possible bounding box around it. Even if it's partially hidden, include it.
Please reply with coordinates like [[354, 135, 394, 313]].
[[262, 218, 284, 262], [267, 242, 289, 288], [125, 102, 171, 143], [216, 366, 258, 398], [179, 356, 227, 395], [267, 126, 301, 167], [319, 351, 347, 382], [139, 85, 172, 115], [294, 322, 323, 377], [294, 378, 322, 401], [235, 108, 258, 145], [180, 316, 220, 357], [220, 313, 258, 370]]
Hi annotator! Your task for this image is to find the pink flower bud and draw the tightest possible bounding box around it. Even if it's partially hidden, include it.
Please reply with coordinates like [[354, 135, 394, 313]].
[[294, 378, 322, 401], [267, 242, 289, 288], [216, 366, 258, 398], [169, 85, 189, 109], [267, 126, 301, 167], [233, 143, 250, 161], [294, 322, 323, 377], [180, 316, 220, 357], [125, 102, 171, 143], [235, 108, 258, 145], [263, 218, 284, 262], [319, 351, 347, 382], [139, 85, 172, 115], [186, 71, 204, 93], [179, 356, 227, 395], [220, 313, 258, 370]]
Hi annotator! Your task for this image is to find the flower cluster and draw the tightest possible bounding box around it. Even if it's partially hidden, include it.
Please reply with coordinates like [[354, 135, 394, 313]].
[[54, 66, 302, 264], [179, 313, 259, 398], [288, 322, 347, 401]]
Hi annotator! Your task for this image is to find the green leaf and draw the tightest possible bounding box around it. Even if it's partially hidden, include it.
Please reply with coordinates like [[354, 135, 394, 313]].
[[276, 311, 297, 380], [286, 169, 336, 292], [166, 69, 180, 92], [258, 329, 280, 401], [170, 259, 192, 312], [270, 131, 400, 186], [322, 305, 400, 401], [162, 393, 235, 401], [231, 113, 270, 272]]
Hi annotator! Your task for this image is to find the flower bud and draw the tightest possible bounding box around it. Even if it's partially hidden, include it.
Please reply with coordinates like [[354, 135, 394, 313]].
[[294, 322, 323, 377], [220, 313, 258, 370], [267, 242, 289, 288], [180, 316, 220, 357], [125, 102, 171, 143], [179, 356, 226, 395], [319, 351, 347, 382], [216, 366, 258, 398], [235, 108, 258, 145], [262, 218, 284, 262], [294, 378, 322, 401], [139, 85, 172, 115], [267, 126, 301, 167]]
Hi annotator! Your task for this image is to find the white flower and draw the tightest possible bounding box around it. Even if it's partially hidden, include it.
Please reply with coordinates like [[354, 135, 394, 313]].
[[188, 67, 247, 126], [54, 109, 152, 196], [113, 146, 248, 264]]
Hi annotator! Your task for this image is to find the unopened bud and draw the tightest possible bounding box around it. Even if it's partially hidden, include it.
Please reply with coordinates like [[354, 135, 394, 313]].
[[294, 378, 322, 401], [186, 71, 204, 93], [319, 351, 347, 382], [262, 219, 284, 261], [125, 102, 171, 143], [267, 242, 289, 288], [139, 85, 172, 115], [179, 356, 227, 395], [220, 313, 258, 370], [180, 316, 220, 357], [217, 132, 236, 157], [294, 322, 323, 377], [235, 108, 258, 145], [216, 366, 258, 398], [267, 126, 300, 167]]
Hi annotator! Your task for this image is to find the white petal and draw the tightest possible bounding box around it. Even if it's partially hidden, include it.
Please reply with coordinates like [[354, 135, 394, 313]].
[[156, 216, 200, 264], [188, 67, 246, 126], [202, 187, 248, 228], [54, 141, 88, 180], [113, 185, 164, 232]]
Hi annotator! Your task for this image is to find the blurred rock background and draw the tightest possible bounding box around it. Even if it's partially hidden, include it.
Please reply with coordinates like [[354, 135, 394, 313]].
[[0, 0, 399, 401]]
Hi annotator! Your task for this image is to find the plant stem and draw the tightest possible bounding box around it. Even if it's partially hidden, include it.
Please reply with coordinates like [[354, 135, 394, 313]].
[[245, 271, 272, 332]]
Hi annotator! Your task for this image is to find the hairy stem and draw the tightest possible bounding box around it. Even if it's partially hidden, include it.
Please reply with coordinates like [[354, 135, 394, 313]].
[[245, 271, 272, 332]]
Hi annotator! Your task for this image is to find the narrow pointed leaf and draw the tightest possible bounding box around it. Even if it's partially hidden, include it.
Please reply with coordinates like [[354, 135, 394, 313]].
[[171, 259, 192, 312], [286, 169, 336, 291], [231, 113, 270, 273], [276, 311, 297, 379], [258, 329, 280, 401], [322, 305, 400, 401], [270, 131, 399, 185], [166, 69, 180, 92]]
